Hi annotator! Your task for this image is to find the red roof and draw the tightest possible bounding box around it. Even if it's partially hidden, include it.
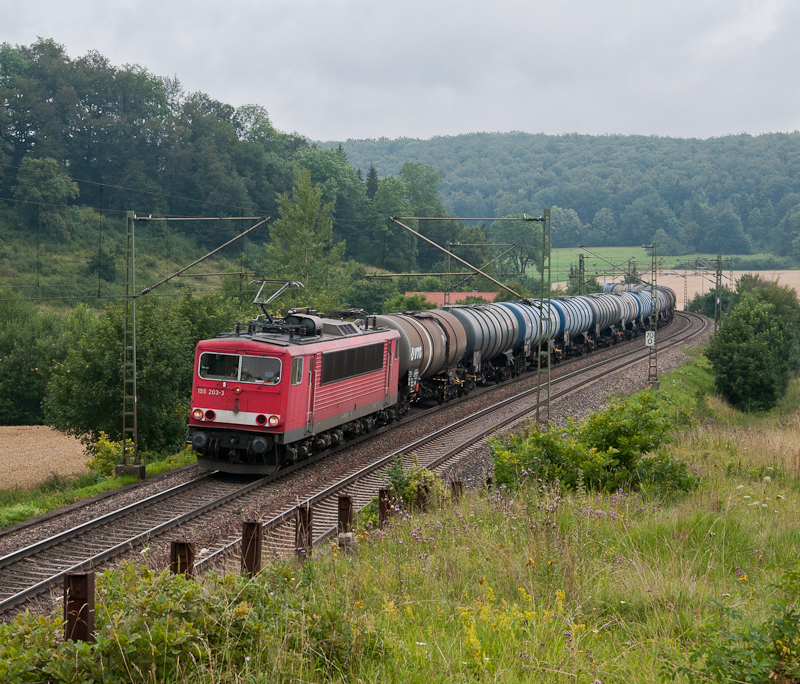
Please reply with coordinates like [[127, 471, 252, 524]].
[[406, 292, 498, 307]]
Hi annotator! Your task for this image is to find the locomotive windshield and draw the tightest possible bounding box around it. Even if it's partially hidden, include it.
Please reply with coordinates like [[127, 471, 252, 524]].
[[199, 353, 282, 384], [199, 353, 239, 380], [240, 355, 281, 383]]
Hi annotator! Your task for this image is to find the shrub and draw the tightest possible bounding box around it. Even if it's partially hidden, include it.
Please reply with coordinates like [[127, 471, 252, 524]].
[[385, 455, 448, 510], [84, 431, 130, 476], [706, 297, 796, 411], [635, 452, 700, 497], [491, 392, 688, 493]]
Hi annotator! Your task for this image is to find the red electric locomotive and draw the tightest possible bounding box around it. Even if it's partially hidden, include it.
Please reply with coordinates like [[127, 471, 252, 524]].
[[188, 311, 401, 474]]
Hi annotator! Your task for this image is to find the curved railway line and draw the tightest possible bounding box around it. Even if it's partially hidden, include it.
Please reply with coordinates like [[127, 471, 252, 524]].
[[0, 312, 708, 616]]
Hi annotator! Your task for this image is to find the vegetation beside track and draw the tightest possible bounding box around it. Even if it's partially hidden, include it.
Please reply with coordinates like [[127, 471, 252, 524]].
[[0, 449, 196, 531], [3, 352, 800, 682]]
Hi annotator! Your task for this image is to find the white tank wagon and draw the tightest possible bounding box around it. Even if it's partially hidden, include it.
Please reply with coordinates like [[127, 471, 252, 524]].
[[549, 296, 594, 357], [441, 303, 520, 385]]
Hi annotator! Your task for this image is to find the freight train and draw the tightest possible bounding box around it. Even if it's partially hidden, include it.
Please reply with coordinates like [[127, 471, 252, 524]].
[[187, 285, 676, 474]]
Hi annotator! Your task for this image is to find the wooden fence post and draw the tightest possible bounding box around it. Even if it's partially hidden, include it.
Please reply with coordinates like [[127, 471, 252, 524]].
[[241, 521, 263, 578], [169, 540, 195, 578], [64, 571, 95, 643]]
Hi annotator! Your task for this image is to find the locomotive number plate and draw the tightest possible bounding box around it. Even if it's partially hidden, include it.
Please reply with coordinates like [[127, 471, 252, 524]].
[[197, 388, 225, 396]]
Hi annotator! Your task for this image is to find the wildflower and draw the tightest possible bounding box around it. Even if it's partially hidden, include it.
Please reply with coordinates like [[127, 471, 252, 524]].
[[416, 641, 427, 646], [764, 476, 772, 482], [620, 600, 626, 604], [722, 593, 731, 598], [245, 656, 251, 662], [736, 485, 744, 489], [743, 495, 751, 499]]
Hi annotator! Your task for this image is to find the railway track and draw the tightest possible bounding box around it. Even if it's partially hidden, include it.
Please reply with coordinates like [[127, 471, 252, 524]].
[[0, 312, 706, 615]]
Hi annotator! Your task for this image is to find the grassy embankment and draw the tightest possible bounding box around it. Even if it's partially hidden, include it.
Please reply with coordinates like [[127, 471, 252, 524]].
[[0, 450, 197, 530], [3, 349, 800, 682]]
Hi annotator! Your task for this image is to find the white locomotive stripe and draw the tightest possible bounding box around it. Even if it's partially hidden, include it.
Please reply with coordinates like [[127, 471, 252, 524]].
[[196, 409, 278, 427]]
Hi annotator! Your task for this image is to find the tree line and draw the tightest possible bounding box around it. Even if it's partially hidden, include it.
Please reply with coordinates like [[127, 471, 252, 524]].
[[326, 132, 800, 257]]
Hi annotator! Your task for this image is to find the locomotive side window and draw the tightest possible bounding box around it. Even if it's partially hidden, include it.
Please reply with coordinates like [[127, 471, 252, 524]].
[[291, 357, 304, 385], [320, 343, 384, 385], [240, 355, 282, 384], [199, 353, 240, 380]]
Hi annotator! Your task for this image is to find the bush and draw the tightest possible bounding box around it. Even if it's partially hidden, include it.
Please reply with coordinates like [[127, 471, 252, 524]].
[[0, 561, 387, 683], [385, 455, 448, 510], [635, 452, 700, 496], [491, 392, 688, 493], [706, 297, 797, 411], [85, 432, 130, 476]]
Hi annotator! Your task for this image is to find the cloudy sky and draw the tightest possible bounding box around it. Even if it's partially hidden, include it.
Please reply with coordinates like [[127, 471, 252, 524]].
[[3, 0, 799, 141]]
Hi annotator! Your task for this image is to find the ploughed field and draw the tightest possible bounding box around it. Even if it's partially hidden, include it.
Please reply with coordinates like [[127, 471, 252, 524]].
[[0, 426, 87, 489]]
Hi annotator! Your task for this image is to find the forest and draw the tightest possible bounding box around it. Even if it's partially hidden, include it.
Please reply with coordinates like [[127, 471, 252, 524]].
[[322, 132, 800, 256]]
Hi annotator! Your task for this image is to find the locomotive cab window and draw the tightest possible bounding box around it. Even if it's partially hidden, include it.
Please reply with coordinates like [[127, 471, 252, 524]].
[[199, 353, 239, 380], [240, 356, 281, 384], [291, 357, 304, 385]]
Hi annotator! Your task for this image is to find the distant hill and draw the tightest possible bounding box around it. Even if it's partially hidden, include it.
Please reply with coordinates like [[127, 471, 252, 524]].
[[321, 132, 800, 255]]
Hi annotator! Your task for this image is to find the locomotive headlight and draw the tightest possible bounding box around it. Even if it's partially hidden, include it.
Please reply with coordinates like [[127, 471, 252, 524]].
[[268, 415, 280, 427], [192, 408, 203, 420]]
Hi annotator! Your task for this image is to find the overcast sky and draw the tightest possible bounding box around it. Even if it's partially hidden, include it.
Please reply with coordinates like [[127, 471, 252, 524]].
[[3, 0, 799, 142]]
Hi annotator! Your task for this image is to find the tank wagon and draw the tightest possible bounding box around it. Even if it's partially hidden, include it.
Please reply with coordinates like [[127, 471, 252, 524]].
[[188, 287, 675, 474]]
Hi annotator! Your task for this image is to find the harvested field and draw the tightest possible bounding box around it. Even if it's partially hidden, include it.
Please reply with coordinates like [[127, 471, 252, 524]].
[[0, 426, 88, 490]]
